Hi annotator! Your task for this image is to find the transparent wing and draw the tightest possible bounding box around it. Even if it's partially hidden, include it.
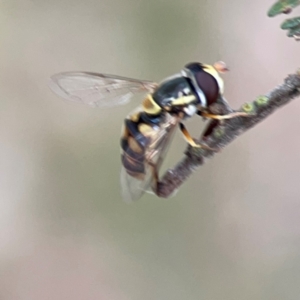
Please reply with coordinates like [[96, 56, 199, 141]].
[[49, 72, 158, 107], [121, 114, 178, 203], [121, 166, 153, 203]]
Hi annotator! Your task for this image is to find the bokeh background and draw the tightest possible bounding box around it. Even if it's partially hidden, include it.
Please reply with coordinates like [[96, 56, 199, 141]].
[[1, 0, 300, 299]]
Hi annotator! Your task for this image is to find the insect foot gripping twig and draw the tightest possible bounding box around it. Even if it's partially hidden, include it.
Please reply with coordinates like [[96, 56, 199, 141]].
[[156, 71, 300, 199]]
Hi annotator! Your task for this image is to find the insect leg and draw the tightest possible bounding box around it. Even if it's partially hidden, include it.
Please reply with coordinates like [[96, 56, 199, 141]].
[[198, 110, 249, 120], [179, 123, 216, 150]]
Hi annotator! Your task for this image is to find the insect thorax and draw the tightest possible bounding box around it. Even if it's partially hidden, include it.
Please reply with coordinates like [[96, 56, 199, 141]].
[[151, 74, 199, 112]]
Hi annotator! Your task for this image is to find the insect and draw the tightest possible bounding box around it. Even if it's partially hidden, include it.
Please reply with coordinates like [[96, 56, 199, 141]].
[[49, 61, 245, 202]]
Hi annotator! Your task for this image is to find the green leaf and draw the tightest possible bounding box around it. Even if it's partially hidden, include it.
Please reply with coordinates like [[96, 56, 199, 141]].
[[281, 16, 300, 28], [268, 0, 300, 17], [286, 24, 300, 37]]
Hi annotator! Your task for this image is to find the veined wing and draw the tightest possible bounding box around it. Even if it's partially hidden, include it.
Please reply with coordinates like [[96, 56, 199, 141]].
[[121, 114, 178, 203], [49, 72, 158, 107]]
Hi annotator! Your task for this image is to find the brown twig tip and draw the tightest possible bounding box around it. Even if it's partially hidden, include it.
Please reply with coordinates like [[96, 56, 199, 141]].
[[157, 72, 300, 198]]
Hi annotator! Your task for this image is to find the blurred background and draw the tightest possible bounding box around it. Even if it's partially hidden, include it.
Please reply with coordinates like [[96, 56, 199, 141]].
[[1, 0, 300, 299]]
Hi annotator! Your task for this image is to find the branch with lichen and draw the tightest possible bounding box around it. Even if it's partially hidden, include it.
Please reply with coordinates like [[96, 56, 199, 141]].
[[156, 71, 300, 198]]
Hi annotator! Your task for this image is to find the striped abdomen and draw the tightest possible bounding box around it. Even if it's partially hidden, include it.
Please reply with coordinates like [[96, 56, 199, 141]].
[[120, 110, 163, 180]]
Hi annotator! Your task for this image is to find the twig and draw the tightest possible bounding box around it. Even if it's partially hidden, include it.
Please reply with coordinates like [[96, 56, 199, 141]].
[[157, 71, 300, 198]]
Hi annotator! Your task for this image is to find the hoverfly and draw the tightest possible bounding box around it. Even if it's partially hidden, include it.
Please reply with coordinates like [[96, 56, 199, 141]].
[[49, 61, 244, 202]]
